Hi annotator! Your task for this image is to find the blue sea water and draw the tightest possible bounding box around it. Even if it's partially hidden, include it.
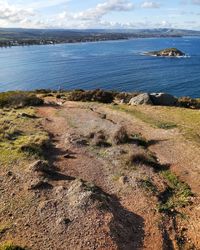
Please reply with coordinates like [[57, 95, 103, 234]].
[[0, 37, 200, 97]]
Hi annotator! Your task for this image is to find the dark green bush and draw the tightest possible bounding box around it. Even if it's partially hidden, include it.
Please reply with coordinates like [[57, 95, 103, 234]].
[[68, 89, 115, 103], [0, 92, 43, 108], [177, 97, 200, 109]]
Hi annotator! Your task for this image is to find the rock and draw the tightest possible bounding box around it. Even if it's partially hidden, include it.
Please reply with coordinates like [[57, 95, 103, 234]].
[[56, 217, 71, 226], [119, 176, 129, 185], [29, 160, 50, 173], [150, 93, 177, 106], [28, 179, 53, 190], [146, 48, 185, 57], [6, 171, 13, 177], [129, 93, 152, 105]]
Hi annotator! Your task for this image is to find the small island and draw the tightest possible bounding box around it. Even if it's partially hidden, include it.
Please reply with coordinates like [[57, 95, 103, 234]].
[[145, 48, 185, 57]]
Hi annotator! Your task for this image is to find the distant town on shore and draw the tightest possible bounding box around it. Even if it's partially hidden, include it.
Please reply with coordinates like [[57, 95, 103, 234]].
[[0, 28, 200, 47]]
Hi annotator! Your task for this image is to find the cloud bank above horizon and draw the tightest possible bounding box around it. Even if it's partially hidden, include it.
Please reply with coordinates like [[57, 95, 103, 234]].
[[0, 0, 199, 30]]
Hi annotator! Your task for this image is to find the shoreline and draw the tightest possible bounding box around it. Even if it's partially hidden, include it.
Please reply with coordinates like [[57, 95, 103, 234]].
[[0, 35, 183, 48]]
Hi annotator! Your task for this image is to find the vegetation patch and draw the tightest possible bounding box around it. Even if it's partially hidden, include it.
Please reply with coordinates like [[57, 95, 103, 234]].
[[128, 153, 169, 171], [112, 126, 129, 145], [0, 242, 26, 250], [68, 89, 115, 103], [0, 91, 43, 108], [18, 133, 50, 157], [177, 96, 200, 109], [0, 223, 10, 234], [130, 133, 148, 147], [0, 108, 50, 167], [138, 177, 158, 194], [158, 170, 193, 213], [110, 105, 177, 129]]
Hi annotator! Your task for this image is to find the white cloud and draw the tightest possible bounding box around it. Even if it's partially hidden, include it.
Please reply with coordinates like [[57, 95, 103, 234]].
[[141, 1, 160, 8], [0, 1, 34, 25], [22, 0, 71, 10], [59, 0, 134, 22]]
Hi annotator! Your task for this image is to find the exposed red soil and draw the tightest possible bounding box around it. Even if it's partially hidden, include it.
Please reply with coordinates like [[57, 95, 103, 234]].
[[1, 100, 200, 249]]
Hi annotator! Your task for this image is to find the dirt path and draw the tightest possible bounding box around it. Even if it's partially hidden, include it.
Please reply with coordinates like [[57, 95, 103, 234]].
[[35, 101, 200, 249]]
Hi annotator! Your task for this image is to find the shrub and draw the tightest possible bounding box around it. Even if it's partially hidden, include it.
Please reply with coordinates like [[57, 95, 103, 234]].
[[34, 89, 52, 94], [138, 178, 157, 194], [0, 243, 26, 250], [128, 153, 169, 171], [115, 92, 139, 103], [158, 170, 193, 213], [112, 126, 129, 145], [18, 133, 50, 158], [68, 89, 115, 103], [177, 97, 200, 109], [0, 92, 43, 108]]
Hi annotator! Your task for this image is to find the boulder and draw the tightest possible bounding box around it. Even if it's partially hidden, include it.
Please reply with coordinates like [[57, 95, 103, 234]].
[[29, 160, 50, 173], [150, 93, 177, 106], [129, 93, 152, 105]]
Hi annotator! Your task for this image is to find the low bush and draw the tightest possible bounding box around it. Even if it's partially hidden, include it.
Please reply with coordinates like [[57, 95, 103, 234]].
[[177, 97, 200, 109], [68, 89, 115, 103], [115, 92, 139, 103], [0, 243, 26, 250], [158, 170, 193, 213], [128, 153, 169, 171], [0, 92, 43, 108], [112, 126, 129, 145], [18, 133, 50, 158]]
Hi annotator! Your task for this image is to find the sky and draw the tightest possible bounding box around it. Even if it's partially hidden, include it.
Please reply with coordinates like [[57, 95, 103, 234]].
[[0, 0, 200, 30]]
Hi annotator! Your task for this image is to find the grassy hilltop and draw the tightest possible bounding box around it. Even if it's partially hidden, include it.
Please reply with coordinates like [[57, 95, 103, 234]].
[[0, 89, 200, 250]]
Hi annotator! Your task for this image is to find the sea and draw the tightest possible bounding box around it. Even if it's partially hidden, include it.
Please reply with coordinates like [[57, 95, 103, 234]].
[[0, 36, 200, 98]]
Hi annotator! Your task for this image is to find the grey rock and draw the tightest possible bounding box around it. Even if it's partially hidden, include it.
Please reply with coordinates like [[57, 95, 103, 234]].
[[29, 160, 50, 173], [150, 93, 177, 106], [129, 93, 152, 105]]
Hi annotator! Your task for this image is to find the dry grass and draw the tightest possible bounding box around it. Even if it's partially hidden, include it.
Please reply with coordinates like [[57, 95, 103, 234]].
[[0, 107, 50, 169], [0, 91, 43, 108], [110, 104, 200, 144], [111, 105, 177, 130]]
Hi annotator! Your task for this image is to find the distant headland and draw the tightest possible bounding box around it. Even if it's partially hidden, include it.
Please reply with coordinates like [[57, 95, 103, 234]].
[[0, 28, 200, 48]]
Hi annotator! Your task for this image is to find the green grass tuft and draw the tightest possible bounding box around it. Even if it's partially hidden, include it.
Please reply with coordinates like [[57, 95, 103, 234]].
[[0, 243, 26, 250], [158, 170, 193, 213]]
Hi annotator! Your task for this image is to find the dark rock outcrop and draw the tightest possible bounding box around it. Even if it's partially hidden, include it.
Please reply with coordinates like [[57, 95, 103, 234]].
[[150, 93, 177, 106], [146, 48, 185, 57]]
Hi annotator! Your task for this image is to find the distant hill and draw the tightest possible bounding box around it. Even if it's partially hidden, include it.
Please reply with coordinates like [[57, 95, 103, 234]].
[[0, 28, 200, 47], [0, 28, 200, 40]]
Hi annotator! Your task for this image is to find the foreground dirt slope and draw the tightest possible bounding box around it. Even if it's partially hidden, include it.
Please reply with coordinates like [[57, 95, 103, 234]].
[[1, 100, 200, 249]]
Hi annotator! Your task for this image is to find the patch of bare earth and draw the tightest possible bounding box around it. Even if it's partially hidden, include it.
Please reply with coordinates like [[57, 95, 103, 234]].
[[1, 100, 200, 249]]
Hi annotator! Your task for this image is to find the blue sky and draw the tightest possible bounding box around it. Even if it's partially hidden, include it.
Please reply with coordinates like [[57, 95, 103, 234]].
[[0, 0, 200, 30]]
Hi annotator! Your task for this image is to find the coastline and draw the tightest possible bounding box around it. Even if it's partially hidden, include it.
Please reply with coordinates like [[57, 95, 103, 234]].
[[0, 35, 183, 48]]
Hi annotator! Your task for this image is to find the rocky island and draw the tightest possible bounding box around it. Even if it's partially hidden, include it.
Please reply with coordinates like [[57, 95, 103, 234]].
[[145, 48, 185, 57]]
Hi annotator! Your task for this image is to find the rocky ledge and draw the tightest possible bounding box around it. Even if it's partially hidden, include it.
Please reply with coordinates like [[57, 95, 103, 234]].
[[145, 48, 185, 57]]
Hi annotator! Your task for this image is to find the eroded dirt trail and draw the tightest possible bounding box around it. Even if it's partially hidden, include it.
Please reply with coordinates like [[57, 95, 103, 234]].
[[36, 101, 200, 249]]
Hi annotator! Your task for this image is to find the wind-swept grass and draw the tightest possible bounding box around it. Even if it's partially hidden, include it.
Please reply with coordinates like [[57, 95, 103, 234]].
[[110, 105, 177, 130]]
